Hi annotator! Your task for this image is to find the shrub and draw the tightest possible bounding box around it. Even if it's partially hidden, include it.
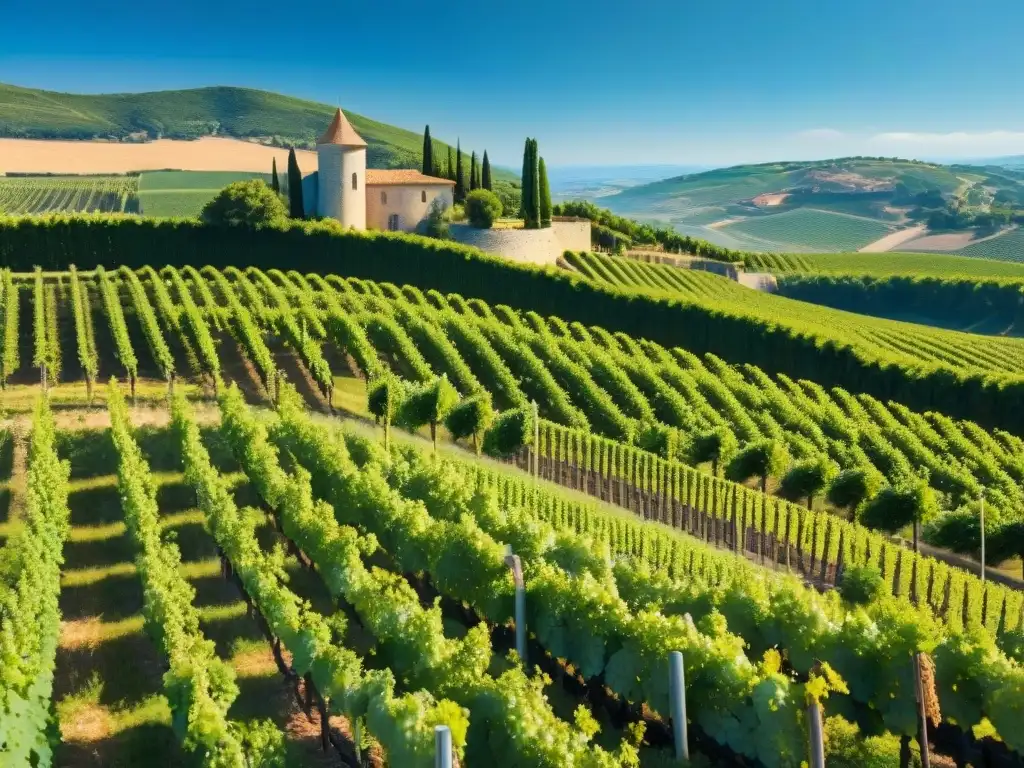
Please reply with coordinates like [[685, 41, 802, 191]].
[[465, 189, 503, 228], [482, 407, 532, 458], [838, 564, 885, 606], [423, 197, 450, 240], [635, 422, 681, 460], [201, 180, 287, 227]]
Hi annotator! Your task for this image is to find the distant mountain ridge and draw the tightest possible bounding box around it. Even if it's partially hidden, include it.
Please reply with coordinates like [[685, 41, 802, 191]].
[[0, 82, 514, 179]]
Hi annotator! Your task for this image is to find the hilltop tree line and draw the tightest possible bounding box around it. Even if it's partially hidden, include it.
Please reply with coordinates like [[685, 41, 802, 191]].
[[422, 125, 493, 204]]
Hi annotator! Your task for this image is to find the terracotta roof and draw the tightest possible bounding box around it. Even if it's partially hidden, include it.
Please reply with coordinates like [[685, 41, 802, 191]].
[[317, 108, 367, 147], [365, 169, 456, 186]]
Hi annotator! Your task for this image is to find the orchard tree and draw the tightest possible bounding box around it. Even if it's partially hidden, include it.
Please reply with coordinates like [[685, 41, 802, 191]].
[[483, 406, 533, 458], [367, 372, 405, 450], [688, 427, 738, 476], [725, 438, 790, 493], [397, 375, 459, 452], [444, 393, 494, 454], [779, 457, 838, 510], [859, 476, 938, 552], [826, 468, 879, 517]]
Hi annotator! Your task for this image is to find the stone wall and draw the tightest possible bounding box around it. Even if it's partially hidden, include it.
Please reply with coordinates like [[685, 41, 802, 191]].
[[449, 219, 592, 265]]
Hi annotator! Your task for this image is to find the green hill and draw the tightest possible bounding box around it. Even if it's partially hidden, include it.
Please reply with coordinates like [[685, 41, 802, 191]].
[[0, 82, 516, 181], [601, 156, 1024, 252]]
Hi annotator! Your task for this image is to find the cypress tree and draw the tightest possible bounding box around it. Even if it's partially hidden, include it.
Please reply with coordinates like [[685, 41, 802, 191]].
[[287, 147, 304, 219], [482, 151, 492, 190], [455, 140, 465, 203], [422, 126, 433, 176], [524, 139, 541, 228], [539, 156, 552, 228], [447, 147, 455, 181], [520, 138, 534, 227], [470, 152, 478, 191], [271, 158, 280, 193]]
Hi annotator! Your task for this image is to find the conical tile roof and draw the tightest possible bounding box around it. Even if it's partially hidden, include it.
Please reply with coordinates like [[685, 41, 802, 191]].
[[317, 108, 368, 147]]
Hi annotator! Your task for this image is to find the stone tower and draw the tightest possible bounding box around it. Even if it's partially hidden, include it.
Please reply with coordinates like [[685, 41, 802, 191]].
[[316, 108, 367, 229]]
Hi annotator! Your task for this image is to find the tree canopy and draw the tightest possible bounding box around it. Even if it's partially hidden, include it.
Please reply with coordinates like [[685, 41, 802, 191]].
[[200, 180, 287, 228]]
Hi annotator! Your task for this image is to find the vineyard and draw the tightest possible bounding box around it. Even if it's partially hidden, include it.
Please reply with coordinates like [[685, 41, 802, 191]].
[[740, 250, 1024, 278], [0, 176, 139, 214], [563, 251, 1024, 374], [959, 227, 1024, 263], [719, 209, 894, 252], [0, 263, 1022, 766]]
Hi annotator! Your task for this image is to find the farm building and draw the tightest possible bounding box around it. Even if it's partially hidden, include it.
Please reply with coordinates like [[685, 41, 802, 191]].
[[292, 108, 455, 232]]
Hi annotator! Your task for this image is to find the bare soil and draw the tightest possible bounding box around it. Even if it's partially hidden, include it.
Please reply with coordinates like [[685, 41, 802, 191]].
[[751, 192, 790, 207], [858, 223, 928, 252], [0, 137, 318, 175], [900, 226, 1018, 252]]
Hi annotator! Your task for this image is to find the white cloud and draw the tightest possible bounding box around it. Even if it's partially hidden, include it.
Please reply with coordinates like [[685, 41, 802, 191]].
[[869, 130, 1024, 155], [796, 128, 846, 140]]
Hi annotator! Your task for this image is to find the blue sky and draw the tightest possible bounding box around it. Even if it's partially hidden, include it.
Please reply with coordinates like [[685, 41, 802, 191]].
[[3, 0, 1024, 167]]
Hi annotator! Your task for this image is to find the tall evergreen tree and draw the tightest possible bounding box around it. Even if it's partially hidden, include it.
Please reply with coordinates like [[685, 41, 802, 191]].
[[286, 147, 304, 219], [521, 138, 541, 228], [470, 152, 478, 191], [539, 156, 552, 228], [447, 147, 455, 181], [271, 158, 280, 193], [520, 138, 535, 227], [422, 126, 434, 177], [482, 151, 492, 190], [455, 140, 465, 203]]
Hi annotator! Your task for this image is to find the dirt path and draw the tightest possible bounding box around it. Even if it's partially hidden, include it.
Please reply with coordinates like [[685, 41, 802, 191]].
[[858, 223, 927, 252]]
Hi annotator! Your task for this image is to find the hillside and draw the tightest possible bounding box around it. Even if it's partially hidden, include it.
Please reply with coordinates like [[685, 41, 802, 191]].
[[0, 82, 516, 181], [601, 156, 1024, 253]]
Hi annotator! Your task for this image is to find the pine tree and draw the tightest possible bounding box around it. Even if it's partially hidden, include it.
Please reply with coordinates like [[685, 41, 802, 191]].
[[271, 158, 280, 193], [482, 151, 492, 190], [455, 140, 465, 203], [470, 152, 478, 191], [539, 156, 552, 228], [422, 126, 434, 177], [447, 147, 454, 181], [287, 148, 304, 219]]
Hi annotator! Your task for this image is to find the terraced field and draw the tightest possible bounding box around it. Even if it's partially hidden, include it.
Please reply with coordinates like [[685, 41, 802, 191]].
[[721, 208, 894, 252]]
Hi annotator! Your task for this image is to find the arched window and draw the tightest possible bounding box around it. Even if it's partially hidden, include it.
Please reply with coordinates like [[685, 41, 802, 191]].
[[352, 172, 358, 190], [381, 191, 387, 204], [421, 190, 427, 203]]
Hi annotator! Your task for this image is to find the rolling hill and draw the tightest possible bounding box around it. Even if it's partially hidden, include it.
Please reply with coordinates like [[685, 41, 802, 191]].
[[601, 156, 1024, 253], [0, 82, 516, 180]]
